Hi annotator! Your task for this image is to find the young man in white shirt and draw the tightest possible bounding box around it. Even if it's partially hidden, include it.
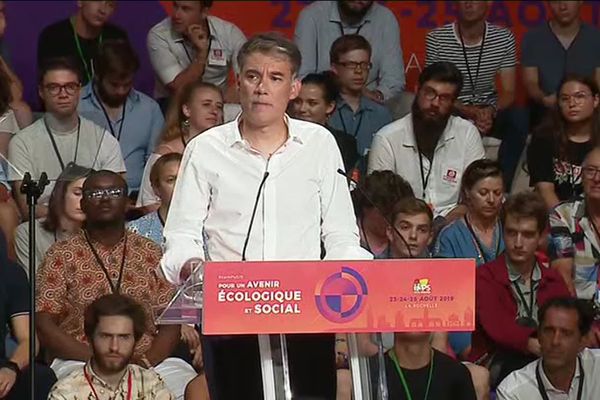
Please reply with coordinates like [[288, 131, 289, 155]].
[[161, 32, 371, 399], [497, 297, 600, 399], [368, 61, 485, 220]]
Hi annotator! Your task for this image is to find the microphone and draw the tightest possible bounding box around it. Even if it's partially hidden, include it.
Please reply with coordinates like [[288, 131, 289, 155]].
[[241, 171, 270, 261], [337, 168, 413, 258]]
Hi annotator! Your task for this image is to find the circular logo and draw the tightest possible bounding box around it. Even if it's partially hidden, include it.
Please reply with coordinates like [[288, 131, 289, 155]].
[[314, 266, 368, 323]]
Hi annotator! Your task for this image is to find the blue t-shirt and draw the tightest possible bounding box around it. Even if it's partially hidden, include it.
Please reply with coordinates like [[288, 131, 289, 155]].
[[127, 211, 163, 246]]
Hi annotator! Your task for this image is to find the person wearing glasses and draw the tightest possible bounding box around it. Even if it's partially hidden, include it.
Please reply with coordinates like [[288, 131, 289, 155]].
[[36, 170, 197, 399], [528, 76, 600, 210], [369, 61, 485, 222], [7, 57, 125, 220], [327, 34, 392, 167]]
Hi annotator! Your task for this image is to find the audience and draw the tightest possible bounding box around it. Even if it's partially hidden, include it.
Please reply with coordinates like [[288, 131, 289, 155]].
[[8, 57, 125, 219], [528, 75, 600, 210], [522, 0, 600, 129], [79, 39, 164, 198], [37, 0, 127, 85], [289, 72, 359, 172], [327, 34, 393, 160], [14, 163, 90, 274], [497, 297, 600, 399], [353, 170, 414, 258], [0, 230, 57, 400], [471, 191, 571, 387], [35, 170, 196, 399], [369, 61, 485, 220], [295, 0, 405, 102], [137, 80, 223, 207], [147, 0, 245, 105], [47, 293, 174, 400]]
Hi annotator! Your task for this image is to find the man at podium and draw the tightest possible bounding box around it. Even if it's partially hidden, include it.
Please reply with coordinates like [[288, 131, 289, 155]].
[[161, 32, 371, 399]]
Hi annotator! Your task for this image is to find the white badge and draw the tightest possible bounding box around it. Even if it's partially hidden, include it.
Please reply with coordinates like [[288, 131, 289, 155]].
[[208, 48, 227, 66]]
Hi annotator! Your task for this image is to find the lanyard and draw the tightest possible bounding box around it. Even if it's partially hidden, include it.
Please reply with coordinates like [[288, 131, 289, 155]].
[[93, 87, 127, 141], [458, 22, 486, 102], [337, 108, 364, 139], [535, 357, 584, 400], [512, 269, 536, 323], [388, 349, 434, 400], [84, 230, 128, 294], [71, 17, 103, 83], [43, 117, 81, 171], [463, 215, 501, 264], [337, 21, 366, 37], [84, 365, 132, 400], [417, 151, 432, 199]]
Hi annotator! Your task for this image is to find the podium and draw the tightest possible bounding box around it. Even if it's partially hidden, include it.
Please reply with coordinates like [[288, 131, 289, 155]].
[[158, 258, 475, 399]]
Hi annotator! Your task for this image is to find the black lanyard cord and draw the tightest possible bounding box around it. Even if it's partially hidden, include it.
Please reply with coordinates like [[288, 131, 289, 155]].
[[337, 108, 365, 139], [93, 87, 127, 141], [536, 356, 584, 400], [512, 268, 536, 321], [463, 215, 501, 263], [417, 150, 432, 199], [337, 21, 366, 37], [84, 230, 128, 294], [458, 22, 486, 102], [43, 117, 81, 171]]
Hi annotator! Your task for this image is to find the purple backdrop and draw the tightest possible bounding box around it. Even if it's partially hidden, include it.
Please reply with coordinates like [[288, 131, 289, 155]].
[[4, 1, 167, 109]]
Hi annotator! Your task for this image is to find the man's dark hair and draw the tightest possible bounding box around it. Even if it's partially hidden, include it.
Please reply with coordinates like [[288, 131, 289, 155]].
[[418, 61, 463, 96], [538, 297, 597, 337], [84, 293, 147, 341], [390, 197, 433, 226], [38, 57, 82, 85], [353, 170, 415, 218], [95, 39, 140, 80], [301, 72, 339, 104], [83, 170, 128, 194], [329, 34, 372, 64], [237, 32, 302, 78], [501, 191, 547, 233]]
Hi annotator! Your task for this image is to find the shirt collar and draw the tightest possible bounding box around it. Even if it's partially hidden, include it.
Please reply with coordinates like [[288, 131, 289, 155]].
[[337, 96, 375, 112], [81, 83, 140, 111], [225, 113, 304, 149], [506, 259, 542, 284], [85, 361, 131, 391], [538, 357, 582, 395]]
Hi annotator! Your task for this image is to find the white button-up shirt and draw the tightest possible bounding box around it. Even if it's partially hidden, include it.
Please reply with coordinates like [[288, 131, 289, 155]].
[[161, 115, 372, 284], [368, 114, 485, 218], [147, 16, 246, 99], [497, 348, 600, 400]]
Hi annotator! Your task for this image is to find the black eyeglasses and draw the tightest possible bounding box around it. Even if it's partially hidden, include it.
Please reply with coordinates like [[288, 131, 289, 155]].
[[420, 86, 455, 105], [336, 61, 372, 71], [44, 82, 81, 96], [83, 187, 126, 200], [583, 166, 600, 179]]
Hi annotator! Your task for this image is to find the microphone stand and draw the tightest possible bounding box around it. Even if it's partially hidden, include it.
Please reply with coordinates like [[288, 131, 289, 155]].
[[20, 172, 49, 400]]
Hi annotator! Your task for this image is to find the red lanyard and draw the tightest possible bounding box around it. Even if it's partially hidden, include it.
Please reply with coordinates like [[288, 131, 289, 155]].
[[84, 366, 132, 400]]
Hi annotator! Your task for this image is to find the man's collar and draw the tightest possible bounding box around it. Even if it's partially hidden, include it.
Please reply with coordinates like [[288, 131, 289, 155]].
[[506, 258, 542, 283], [337, 95, 375, 112], [85, 360, 131, 391], [538, 357, 582, 395], [81, 83, 140, 110], [225, 113, 304, 148]]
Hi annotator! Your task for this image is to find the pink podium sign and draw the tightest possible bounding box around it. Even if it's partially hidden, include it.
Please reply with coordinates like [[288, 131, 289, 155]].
[[202, 259, 475, 335]]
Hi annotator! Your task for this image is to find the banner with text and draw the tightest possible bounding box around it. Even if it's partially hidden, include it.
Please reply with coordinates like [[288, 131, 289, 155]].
[[202, 259, 475, 335]]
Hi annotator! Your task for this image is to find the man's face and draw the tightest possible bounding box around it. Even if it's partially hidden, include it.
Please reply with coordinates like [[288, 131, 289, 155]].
[[91, 315, 136, 374], [78, 0, 116, 29], [338, 1, 374, 19], [582, 150, 600, 201], [416, 80, 457, 122], [503, 214, 540, 266], [549, 1, 583, 26], [457, 1, 489, 23], [97, 73, 133, 108], [386, 212, 432, 258], [81, 174, 128, 224], [172, 1, 205, 34], [331, 49, 371, 94], [539, 307, 584, 372], [39, 69, 81, 118], [237, 51, 300, 128]]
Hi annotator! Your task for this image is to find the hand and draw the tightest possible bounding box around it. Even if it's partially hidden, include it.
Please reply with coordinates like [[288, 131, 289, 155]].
[[542, 94, 557, 108], [181, 324, 201, 350], [527, 337, 541, 356], [191, 344, 204, 370], [0, 368, 17, 398], [474, 106, 495, 135], [187, 24, 210, 57], [362, 88, 384, 104], [179, 258, 203, 283]]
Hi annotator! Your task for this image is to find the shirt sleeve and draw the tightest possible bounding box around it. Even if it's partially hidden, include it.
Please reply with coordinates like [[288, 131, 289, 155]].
[[6, 262, 30, 318], [145, 241, 176, 313], [548, 205, 574, 260], [520, 30, 536, 67], [367, 131, 396, 173], [97, 130, 127, 173], [161, 141, 211, 284], [7, 133, 31, 181], [433, 226, 459, 259], [319, 133, 373, 260], [14, 223, 29, 271], [527, 135, 554, 185], [147, 26, 185, 86], [294, 8, 319, 78], [228, 23, 247, 75], [136, 153, 161, 207], [36, 245, 67, 316], [424, 31, 439, 67], [500, 30, 517, 69], [376, 10, 405, 98], [495, 375, 520, 400], [462, 123, 486, 167]]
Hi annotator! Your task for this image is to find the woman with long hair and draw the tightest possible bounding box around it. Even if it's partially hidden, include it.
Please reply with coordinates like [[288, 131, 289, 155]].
[[527, 75, 600, 209], [14, 163, 91, 273], [137, 81, 224, 207]]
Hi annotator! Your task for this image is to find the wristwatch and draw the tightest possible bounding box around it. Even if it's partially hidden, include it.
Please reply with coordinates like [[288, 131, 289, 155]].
[[1, 361, 20, 375]]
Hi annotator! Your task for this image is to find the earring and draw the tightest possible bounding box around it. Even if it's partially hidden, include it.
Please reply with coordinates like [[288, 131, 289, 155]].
[[181, 118, 190, 130]]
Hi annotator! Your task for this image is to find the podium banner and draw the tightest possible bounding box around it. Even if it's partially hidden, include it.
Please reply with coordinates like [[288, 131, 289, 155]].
[[202, 259, 475, 335]]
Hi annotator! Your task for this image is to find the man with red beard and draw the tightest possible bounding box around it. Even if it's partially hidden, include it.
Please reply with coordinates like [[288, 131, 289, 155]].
[[47, 294, 174, 399], [368, 61, 485, 222]]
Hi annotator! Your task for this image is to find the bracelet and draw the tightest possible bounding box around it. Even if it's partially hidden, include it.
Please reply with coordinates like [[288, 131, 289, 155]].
[[1, 361, 20, 376]]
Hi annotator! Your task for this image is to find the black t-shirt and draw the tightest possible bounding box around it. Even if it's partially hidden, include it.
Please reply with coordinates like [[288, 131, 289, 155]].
[[527, 134, 594, 201], [380, 349, 476, 400], [37, 18, 128, 85], [327, 126, 359, 172]]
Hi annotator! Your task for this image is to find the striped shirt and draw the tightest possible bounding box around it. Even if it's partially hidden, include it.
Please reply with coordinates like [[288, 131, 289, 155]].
[[425, 22, 516, 106]]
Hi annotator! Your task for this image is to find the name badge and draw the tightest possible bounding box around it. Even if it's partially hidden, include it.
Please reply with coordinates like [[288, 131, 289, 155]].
[[442, 168, 458, 184], [208, 48, 227, 66]]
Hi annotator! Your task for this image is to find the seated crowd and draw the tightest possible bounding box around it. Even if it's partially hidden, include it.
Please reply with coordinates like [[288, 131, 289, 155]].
[[0, 1, 599, 399]]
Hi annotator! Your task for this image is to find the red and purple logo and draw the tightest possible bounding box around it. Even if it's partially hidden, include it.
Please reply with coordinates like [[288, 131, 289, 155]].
[[314, 266, 368, 323]]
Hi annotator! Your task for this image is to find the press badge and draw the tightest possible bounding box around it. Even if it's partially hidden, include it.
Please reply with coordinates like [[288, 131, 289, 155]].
[[208, 48, 227, 66], [442, 168, 458, 184]]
